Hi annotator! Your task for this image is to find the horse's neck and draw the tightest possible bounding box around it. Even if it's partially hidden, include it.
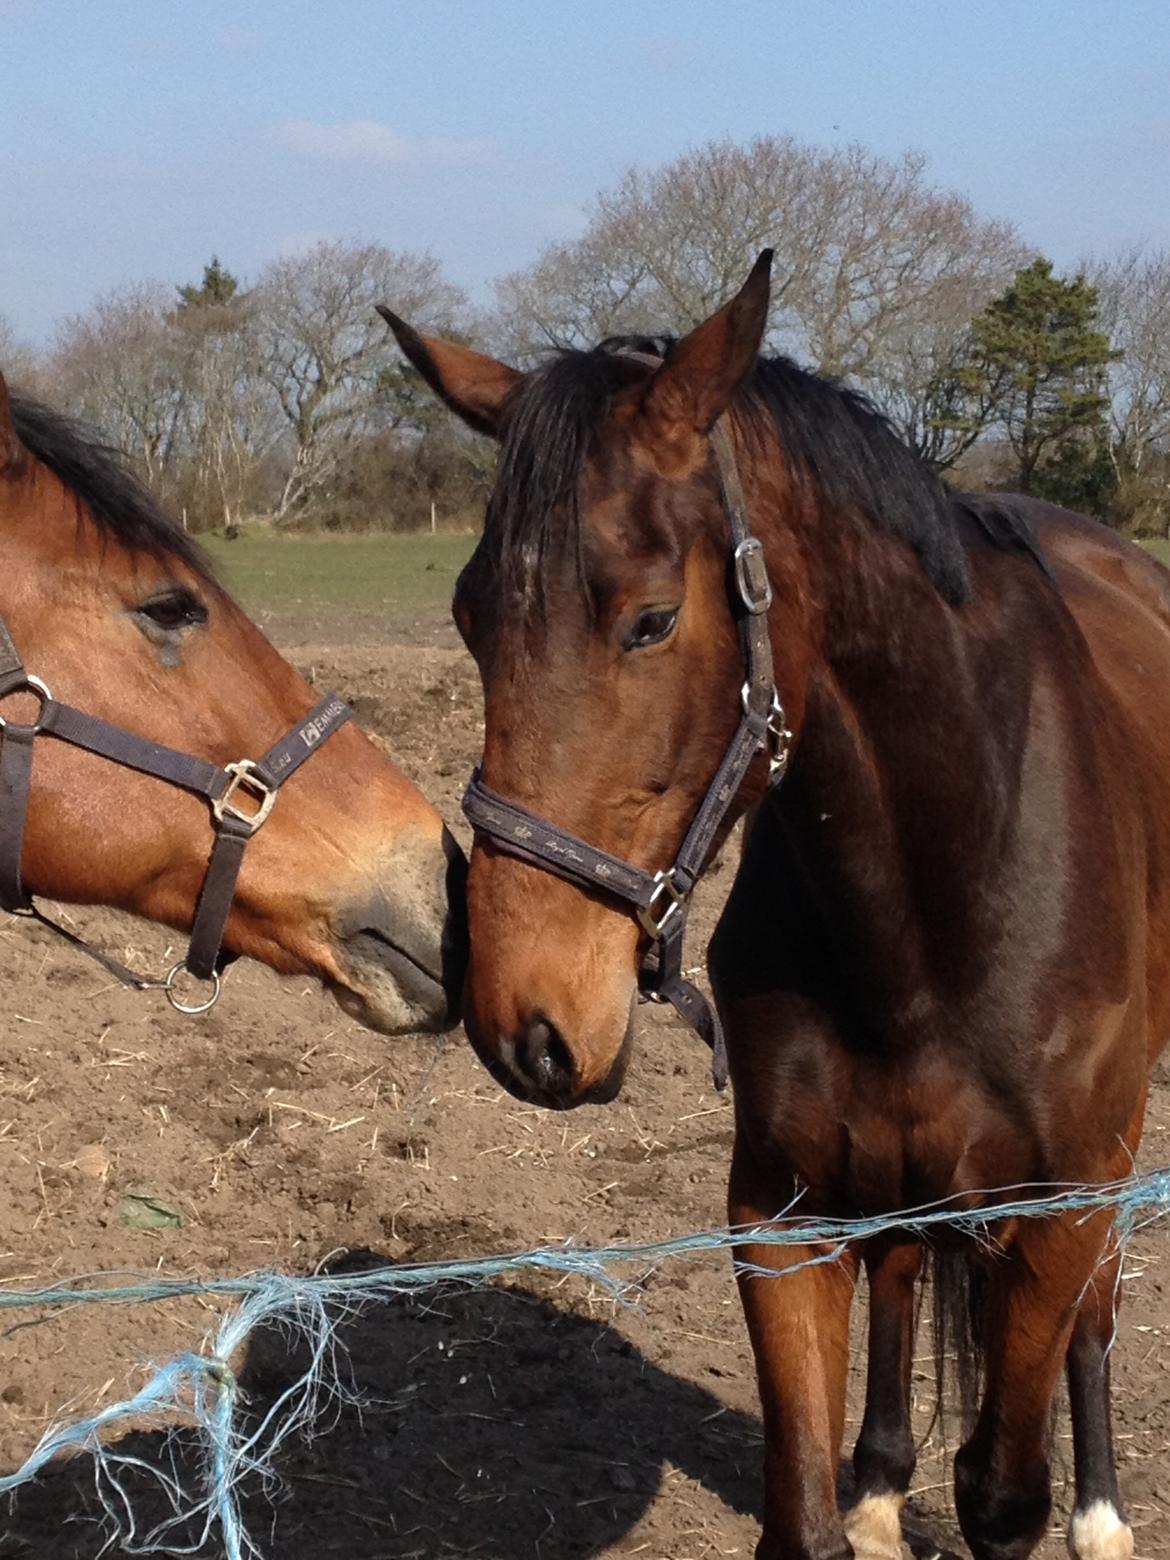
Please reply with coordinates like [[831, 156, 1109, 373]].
[[751, 497, 1035, 994]]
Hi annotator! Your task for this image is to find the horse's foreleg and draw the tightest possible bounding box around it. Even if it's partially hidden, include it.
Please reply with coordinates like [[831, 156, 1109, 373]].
[[1065, 1085, 1146, 1560], [845, 1241, 922, 1559], [730, 1136, 859, 1560], [954, 1209, 1115, 1560], [1066, 1241, 1134, 1560]]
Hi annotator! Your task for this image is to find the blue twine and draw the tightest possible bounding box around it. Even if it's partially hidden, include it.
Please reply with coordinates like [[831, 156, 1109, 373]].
[[1, 1168, 1168, 1558]]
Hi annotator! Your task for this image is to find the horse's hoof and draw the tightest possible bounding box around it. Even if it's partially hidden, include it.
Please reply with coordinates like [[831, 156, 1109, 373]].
[[843, 1492, 907, 1560], [1069, 1502, 1134, 1560]]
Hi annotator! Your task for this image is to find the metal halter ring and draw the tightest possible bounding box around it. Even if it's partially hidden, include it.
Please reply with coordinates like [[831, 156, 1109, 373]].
[[0, 675, 52, 733], [637, 869, 688, 941], [213, 759, 277, 833], [163, 960, 223, 1016]]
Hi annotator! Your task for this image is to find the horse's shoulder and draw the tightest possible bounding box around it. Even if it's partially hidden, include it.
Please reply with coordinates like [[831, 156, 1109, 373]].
[[961, 495, 1170, 718]]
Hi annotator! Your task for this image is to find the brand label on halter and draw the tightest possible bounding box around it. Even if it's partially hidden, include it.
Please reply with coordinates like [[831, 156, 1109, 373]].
[[297, 698, 348, 751]]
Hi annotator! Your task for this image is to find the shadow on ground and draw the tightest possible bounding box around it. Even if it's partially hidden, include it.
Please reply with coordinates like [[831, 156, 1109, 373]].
[[1, 1268, 765, 1559]]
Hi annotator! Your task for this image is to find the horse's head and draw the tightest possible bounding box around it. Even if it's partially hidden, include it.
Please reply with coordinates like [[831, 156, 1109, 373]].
[[0, 379, 466, 1034], [380, 255, 805, 1105]]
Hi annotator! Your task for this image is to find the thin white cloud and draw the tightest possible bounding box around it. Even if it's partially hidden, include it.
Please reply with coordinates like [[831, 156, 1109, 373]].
[[271, 119, 493, 169]]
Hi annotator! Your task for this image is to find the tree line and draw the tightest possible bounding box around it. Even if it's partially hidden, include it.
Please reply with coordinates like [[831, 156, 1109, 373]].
[[4, 135, 1169, 535]]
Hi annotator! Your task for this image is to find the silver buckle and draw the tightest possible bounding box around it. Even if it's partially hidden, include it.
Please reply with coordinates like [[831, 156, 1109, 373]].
[[742, 685, 794, 781], [637, 869, 687, 940], [733, 537, 772, 615], [0, 675, 52, 733], [766, 692, 793, 780], [213, 760, 276, 833], [163, 960, 222, 1016]]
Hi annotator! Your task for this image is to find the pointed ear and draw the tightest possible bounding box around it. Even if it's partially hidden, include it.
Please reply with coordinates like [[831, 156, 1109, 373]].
[[376, 307, 522, 439], [0, 371, 25, 476], [640, 250, 773, 441]]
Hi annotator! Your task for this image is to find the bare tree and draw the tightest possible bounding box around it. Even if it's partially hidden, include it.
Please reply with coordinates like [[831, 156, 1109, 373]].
[[1088, 248, 1170, 532], [51, 283, 192, 484], [492, 136, 1028, 445], [0, 313, 40, 390], [493, 138, 823, 357], [32, 246, 472, 532], [170, 267, 282, 528], [791, 149, 1027, 380], [251, 241, 468, 521], [1091, 248, 1170, 477]]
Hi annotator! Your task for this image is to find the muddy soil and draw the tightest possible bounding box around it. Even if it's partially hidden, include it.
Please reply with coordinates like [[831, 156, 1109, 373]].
[[1, 631, 1168, 1559]]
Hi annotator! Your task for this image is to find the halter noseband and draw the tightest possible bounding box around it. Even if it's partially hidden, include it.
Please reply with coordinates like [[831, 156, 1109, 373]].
[[462, 408, 791, 1090], [0, 612, 351, 1014]]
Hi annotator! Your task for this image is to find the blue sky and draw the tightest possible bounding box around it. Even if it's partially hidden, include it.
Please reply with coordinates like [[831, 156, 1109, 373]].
[[2, 0, 1168, 341]]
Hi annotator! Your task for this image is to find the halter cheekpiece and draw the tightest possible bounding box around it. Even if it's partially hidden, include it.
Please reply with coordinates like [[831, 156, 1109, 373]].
[[0, 613, 351, 1014], [462, 389, 791, 1090]]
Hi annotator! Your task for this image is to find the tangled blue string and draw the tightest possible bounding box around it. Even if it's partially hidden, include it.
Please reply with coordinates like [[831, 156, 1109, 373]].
[[1, 1169, 1168, 1559]]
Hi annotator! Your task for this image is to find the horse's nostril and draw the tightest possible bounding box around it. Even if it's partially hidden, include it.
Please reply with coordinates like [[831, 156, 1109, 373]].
[[518, 1012, 575, 1098]]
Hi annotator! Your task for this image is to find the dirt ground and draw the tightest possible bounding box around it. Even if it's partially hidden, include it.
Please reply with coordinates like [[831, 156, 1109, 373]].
[[2, 624, 1169, 1560]]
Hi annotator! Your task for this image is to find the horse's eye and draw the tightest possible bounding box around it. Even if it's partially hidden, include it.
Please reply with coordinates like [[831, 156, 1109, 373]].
[[624, 606, 680, 650], [137, 590, 208, 632]]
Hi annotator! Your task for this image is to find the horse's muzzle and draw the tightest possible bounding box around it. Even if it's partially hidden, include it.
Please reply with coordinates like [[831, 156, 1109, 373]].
[[334, 828, 468, 1034], [466, 1005, 633, 1110]]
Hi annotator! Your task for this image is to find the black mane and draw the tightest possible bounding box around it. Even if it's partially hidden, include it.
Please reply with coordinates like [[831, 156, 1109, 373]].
[[486, 338, 1043, 606], [744, 354, 970, 600], [485, 349, 646, 593], [11, 397, 213, 580]]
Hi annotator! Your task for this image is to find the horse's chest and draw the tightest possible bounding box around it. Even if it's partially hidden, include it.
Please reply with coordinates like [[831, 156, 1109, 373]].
[[741, 1037, 1062, 1215]]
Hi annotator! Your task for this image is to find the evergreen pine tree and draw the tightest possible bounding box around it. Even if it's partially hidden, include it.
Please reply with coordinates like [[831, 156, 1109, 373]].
[[176, 257, 240, 310], [966, 258, 1118, 500]]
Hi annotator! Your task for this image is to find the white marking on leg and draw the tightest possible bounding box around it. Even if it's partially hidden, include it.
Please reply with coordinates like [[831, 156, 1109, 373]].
[[1069, 1501, 1134, 1560], [843, 1492, 904, 1560]]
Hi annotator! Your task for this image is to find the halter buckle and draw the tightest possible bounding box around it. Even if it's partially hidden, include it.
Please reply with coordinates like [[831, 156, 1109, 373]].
[[733, 537, 773, 615], [766, 692, 794, 780], [213, 760, 276, 833], [0, 675, 52, 733], [742, 685, 794, 780], [637, 869, 687, 941]]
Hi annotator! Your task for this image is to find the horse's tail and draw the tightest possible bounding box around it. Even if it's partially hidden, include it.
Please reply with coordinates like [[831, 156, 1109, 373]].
[[929, 1246, 987, 1431]]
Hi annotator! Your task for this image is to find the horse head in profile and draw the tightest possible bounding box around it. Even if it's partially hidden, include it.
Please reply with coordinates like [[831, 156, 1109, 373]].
[[0, 375, 466, 1034], [384, 256, 1170, 1560]]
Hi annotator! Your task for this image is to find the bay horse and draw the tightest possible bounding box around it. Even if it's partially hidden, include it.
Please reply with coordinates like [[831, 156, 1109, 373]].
[[0, 373, 464, 1033], [380, 256, 1170, 1560]]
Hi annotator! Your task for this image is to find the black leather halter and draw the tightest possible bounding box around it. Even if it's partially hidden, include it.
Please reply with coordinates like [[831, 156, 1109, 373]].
[[0, 612, 351, 1014], [462, 416, 791, 1089]]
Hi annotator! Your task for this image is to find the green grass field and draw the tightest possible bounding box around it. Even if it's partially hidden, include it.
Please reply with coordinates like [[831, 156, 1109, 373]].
[[201, 527, 1170, 635], [203, 530, 478, 630]]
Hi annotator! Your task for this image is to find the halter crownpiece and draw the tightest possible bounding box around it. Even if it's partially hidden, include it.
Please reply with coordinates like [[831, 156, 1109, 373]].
[[0, 611, 351, 1014], [462, 409, 791, 1090]]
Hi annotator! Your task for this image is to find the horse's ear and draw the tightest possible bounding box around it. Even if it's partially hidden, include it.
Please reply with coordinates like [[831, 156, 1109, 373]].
[[376, 307, 521, 439], [0, 371, 24, 475], [639, 250, 773, 442]]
